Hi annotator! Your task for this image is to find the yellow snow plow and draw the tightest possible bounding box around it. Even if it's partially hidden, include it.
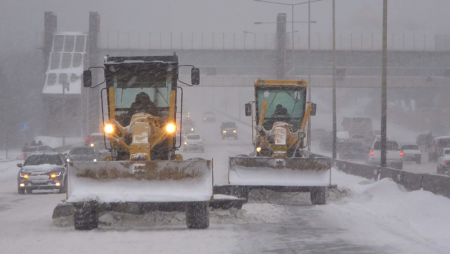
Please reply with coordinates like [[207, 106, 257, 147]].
[[61, 55, 213, 230], [228, 79, 332, 205]]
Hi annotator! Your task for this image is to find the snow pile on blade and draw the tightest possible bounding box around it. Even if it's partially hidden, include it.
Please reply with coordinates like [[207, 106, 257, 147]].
[[67, 160, 213, 203], [229, 157, 331, 186]]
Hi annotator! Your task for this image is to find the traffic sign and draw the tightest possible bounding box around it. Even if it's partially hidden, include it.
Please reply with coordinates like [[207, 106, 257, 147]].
[[20, 122, 29, 131]]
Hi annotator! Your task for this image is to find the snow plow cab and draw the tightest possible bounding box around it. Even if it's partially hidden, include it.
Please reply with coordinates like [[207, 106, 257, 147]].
[[228, 79, 332, 205], [63, 55, 213, 230]]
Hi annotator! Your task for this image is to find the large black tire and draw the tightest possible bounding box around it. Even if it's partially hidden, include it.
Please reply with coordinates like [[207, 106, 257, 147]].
[[74, 202, 98, 230], [310, 187, 327, 205], [18, 188, 25, 194], [186, 202, 209, 229]]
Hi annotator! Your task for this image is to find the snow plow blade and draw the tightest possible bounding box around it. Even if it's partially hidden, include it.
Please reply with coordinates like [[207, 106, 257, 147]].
[[67, 160, 213, 203], [228, 156, 331, 187]]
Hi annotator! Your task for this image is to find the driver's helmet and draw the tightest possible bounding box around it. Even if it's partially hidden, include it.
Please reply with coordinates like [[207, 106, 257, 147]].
[[135, 92, 150, 104]]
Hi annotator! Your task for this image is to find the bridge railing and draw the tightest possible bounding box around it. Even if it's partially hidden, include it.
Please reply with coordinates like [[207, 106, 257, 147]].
[[92, 32, 450, 51]]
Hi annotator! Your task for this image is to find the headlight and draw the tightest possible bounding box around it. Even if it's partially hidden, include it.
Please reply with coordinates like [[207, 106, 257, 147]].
[[67, 158, 70, 162], [104, 123, 114, 134], [203, 118, 206, 120], [20, 173, 29, 179], [184, 141, 187, 145], [191, 128, 194, 131], [50, 172, 62, 178], [256, 147, 262, 152], [90, 143, 95, 147], [93, 158, 97, 162], [223, 130, 226, 134], [233, 130, 237, 133], [165, 123, 176, 133]]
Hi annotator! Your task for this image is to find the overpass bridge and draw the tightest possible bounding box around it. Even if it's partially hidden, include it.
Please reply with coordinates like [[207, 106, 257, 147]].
[[39, 11, 450, 136]]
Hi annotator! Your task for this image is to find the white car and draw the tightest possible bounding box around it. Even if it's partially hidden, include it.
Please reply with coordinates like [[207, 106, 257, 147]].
[[401, 144, 421, 164], [437, 148, 450, 175], [367, 138, 403, 169], [183, 133, 204, 152]]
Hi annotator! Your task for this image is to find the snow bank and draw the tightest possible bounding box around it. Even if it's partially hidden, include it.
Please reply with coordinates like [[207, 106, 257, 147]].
[[329, 168, 450, 252]]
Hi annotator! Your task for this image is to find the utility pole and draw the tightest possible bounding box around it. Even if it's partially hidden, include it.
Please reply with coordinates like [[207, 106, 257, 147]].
[[381, 0, 388, 167], [332, 0, 337, 159], [307, 0, 312, 151]]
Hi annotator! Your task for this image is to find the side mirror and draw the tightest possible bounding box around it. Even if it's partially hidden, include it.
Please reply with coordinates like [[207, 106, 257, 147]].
[[17, 163, 23, 168], [191, 68, 200, 85], [310, 103, 317, 116], [245, 103, 252, 116], [83, 70, 92, 88]]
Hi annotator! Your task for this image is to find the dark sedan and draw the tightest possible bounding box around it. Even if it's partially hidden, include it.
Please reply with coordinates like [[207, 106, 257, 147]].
[[17, 153, 67, 194]]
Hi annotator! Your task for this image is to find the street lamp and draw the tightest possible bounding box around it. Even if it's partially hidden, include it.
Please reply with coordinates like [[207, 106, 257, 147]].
[[254, 0, 323, 50], [244, 31, 257, 49]]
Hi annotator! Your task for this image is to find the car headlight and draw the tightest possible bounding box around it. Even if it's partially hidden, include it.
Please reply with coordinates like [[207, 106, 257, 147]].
[[233, 130, 237, 133], [67, 158, 70, 162], [184, 141, 187, 145], [50, 172, 62, 178], [203, 118, 206, 120], [256, 147, 262, 152], [223, 130, 226, 134], [90, 143, 95, 147], [93, 158, 97, 162], [19, 173, 29, 178], [191, 128, 194, 131]]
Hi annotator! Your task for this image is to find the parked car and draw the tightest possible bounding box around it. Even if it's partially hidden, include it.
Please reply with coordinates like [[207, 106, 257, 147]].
[[20, 145, 54, 160], [428, 136, 450, 162], [437, 148, 450, 175], [367, 138, 403, 169], [203, 111, 216, 122], [67, 146, 99, 162], [220, 122, 238, 139], [183, 133, 204, 152], [17, 153, 67, 194], [401, 144, 421, 164]]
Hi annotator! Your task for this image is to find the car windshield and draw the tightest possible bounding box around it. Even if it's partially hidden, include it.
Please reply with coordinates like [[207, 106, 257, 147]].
[[187, 135, 201, 140], [37, 146, 53, 152], [22, 146, 38, 152], [402, 145, 419, 150], [222, 122, 236, 128], [24, 155, 63, 166], [373, 141, 399, 150], [70, 147, 95, 155]]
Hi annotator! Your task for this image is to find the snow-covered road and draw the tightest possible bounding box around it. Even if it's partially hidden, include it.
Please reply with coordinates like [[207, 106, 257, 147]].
[[0, 109, 449, 253]]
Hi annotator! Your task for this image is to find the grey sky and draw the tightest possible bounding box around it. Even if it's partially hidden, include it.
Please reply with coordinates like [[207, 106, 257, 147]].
[[1, 0, 450, 53]]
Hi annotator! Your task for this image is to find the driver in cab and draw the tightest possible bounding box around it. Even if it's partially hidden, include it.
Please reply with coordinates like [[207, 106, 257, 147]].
[[128, 92, 158, 116], [271, 104, 290, 117]]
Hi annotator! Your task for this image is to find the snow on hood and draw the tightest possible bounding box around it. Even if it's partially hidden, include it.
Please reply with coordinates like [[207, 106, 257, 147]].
[[21, 164, 65, 174]]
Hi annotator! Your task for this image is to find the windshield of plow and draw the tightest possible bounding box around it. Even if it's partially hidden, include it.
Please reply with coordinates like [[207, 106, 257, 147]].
[[106, 64, 174, 126], [256, 88, 305, 131]]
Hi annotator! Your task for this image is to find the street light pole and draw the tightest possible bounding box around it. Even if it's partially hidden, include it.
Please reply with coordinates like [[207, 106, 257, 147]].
[[381, 0, 388, 167], [332, 0, 337, 159], [62, 83, 66, 146]]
